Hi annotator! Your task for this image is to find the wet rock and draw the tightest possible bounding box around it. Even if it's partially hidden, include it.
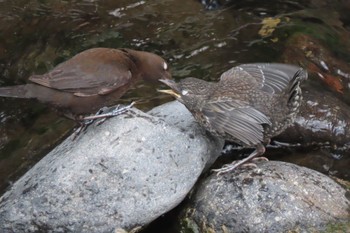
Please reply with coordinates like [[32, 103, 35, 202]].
[[267, 149, 350, 181], [277, 30, 350, 176], [182, 161, 350, 233], [277, 88, 350, 148], [276, 32, 350, 182], [0, 101, 224, 233], [269, 88, 350, 180], [274, 87, 350, 169]]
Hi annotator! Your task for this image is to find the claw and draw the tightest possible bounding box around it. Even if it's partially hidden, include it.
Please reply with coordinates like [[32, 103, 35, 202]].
[[212, 144, 266, 175], [81, 101, 136, 122], [72, 101, 136, 140]]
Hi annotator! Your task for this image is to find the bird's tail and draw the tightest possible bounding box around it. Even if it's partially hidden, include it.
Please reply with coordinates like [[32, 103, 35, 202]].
[[0, 84, 35, 99], [287, 68, 307, 105]]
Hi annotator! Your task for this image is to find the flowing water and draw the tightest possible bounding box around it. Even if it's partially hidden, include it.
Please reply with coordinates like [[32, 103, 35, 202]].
[[0, 0, 350, 231]]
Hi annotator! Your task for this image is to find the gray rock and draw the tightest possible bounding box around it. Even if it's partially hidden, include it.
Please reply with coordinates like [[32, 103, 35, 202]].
[[148, 101, 224, 170], [0, 101, 224, 233], [183, 161, 350, 233]]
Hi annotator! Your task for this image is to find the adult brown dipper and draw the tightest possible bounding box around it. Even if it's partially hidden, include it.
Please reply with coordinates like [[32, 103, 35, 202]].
[[0, 48, 171, 120], [159, 63, 307, 173]]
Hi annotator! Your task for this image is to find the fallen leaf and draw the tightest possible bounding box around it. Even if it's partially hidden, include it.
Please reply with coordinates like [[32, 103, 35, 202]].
[[258, 17, 281, 37]]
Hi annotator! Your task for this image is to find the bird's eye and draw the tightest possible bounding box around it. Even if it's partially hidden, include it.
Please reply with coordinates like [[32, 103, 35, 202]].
[[163, 62, 168, 70], [182, 89, 189, 96]]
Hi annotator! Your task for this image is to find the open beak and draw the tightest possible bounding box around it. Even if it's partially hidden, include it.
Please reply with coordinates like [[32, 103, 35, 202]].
[[158, 89, 181, 99], [158, 79, 181, 99]]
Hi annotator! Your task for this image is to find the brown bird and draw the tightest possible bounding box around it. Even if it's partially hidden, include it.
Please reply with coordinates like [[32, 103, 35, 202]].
[[159, 63, 307, 173], [0, 48, 171, 120]]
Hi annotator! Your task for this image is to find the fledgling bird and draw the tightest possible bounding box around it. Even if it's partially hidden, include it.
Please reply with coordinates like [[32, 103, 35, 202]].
[[159, 63, 307, 173], [0, 48, 171, 120]]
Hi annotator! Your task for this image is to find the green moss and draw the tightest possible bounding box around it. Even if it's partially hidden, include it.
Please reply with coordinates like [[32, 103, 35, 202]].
[[322, 221, 350, 233]]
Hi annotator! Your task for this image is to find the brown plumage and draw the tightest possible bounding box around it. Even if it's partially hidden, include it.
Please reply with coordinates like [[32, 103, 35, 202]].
[[159, 63, 307, 173], [0, 48, 171, 119]]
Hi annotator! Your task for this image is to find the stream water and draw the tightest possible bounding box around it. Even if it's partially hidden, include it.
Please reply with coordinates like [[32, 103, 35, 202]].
[[0, 0, 350, 231]]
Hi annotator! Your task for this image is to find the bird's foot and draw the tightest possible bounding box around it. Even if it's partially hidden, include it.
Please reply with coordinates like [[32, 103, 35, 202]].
[[81, 101, 136, 124], [212, 161, 243, 175], [251, 156, 269, 162], [81, 107, 107, 126], [72, 123, 88, 140], [241, 163, 258, 169], [212, 144, 266, 175], [72, 102, 136, 139], [212, 157, 268, 175], [268, 140, 301, 148]]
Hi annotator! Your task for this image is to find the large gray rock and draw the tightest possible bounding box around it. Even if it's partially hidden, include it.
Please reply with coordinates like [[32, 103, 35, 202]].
[[148, 101, 224, 170], [0, 101, 224, 233], [183, 161, 350, 233]]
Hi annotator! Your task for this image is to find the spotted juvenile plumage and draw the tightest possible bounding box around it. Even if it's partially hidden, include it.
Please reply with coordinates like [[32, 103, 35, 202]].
[[159, 63, 307, 173]]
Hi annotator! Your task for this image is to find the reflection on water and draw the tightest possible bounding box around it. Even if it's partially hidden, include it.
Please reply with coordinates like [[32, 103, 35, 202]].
[[0, 0, 349, 200]]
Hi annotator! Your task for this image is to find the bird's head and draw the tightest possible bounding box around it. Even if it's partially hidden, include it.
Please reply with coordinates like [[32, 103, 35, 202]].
[[158, 77, 212, 108], [127, 49, 171, 82]]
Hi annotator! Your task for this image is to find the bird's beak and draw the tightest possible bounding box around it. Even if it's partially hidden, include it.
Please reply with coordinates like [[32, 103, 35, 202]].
[[158, 79, 181, 99], [158, 89, 181, 99]]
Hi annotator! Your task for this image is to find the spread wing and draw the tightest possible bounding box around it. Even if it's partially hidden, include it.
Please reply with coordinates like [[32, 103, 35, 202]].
[[205, 63, 306, 145], [29, 48, 134, 97], [202, 99, 271, 146], [220, 63, 306, 95]]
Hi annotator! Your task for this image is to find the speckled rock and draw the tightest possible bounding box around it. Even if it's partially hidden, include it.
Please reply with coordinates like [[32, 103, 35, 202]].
[[182, 161, 350, 233], [0, 101, 224, 233]]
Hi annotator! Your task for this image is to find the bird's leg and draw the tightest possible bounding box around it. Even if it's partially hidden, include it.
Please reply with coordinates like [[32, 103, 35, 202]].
[[268, 140, 301, 148], [212, 143, 266, 175], [80, 107, 107, 126], [72, 108, 107, 139], [72, 102, 136, 139], [81, 101, 136, 124]]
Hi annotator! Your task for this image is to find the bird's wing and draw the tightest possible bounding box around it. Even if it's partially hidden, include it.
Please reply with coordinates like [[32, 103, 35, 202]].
[[220, 63, 306, 95], [202, 99, 271, 145], [29, 49, 133, 97]]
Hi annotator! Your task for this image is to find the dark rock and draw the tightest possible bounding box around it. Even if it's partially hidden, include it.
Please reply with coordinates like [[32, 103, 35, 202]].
[[0, 101, 224, 233], [277, 85, 350, 150], [273, 88, 350, 180], [182, 161, 350, 233]]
